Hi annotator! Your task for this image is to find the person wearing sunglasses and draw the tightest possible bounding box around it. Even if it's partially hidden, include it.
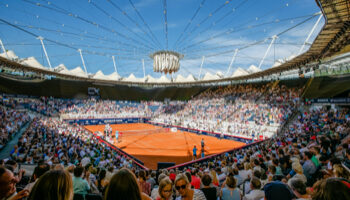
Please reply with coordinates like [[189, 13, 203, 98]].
[[174, 173, 206, 200], [157, 177, 173, 200]]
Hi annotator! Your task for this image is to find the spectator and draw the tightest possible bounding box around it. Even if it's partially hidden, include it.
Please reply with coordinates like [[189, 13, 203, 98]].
[[200, 174, 217, 200], [190, 169, 201, 189], [151, 173, 167, 200], [288, 178, 311, 200], [263, 181, 294, 200], [139, 170, 151, 196], [28, 170, 73, 200], [157, 177, 173, 200], [0, 166, 29, 200], [147, 171, 156, 191], [243, 177, 264, 200], [174, 173, 206, 200], [73, 166, 90, 195], [24, 164, 50, 192], [303, 151, 317, 182], [96, 169, 108, 195], [312, 178, 350, 200], [221, 173, 240, 200], [105, 168, 149, 200]]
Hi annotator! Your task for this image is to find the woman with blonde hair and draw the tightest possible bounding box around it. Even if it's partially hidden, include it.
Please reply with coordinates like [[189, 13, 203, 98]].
[[174, 173, 206, 200], [28, 170, 73, 200], [220, 173, 240, 200], [210, 169, 219, 186], [333, 164, 350, 179], [157, 177, 173, 200]]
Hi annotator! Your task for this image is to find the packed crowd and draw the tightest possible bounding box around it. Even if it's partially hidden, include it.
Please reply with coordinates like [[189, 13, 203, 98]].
[[60, 99, 153, 119], [152, 84, 302, 139], [9, 117, 138, 168], [1, 82, 302, 140], [0, 105, 349, 200], [0, 104, 30, 149]]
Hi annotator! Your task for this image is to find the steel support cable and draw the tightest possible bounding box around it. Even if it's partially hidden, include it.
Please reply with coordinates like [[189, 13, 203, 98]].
[[181, 13, 316, 52], [182, 41, 308, 56], [177, 0, 250, 48], [180, 13, 317, 52], [162, 0, 168, 50], [175, 0, 234, 49], [188, 14, 317, 59], [89, 0, 157, 50], [0, 18, 77, 51], [6, 20, 151, 53], [172, 0, 207, 49], [106, 0, 162, 50], [21, 0, 154, 52], [0, 2, 133, 48], [127, 0, 163, 49], [0, 18, 142, 62], [178, 1, 301, 51]]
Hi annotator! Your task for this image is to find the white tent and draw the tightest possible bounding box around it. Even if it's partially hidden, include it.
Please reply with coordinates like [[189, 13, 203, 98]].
[[202, 72, 218, 80], [92, 70, 108, 80], [106, 72, 121, 81], [70, 66, 87, 77], [0, 50, 19, 60], [232, 68, 249, 77], [20, 57, 46, 69], [156, 75, 171, 83], [247, 65, 261, 74], [146, 75, 157, 83]]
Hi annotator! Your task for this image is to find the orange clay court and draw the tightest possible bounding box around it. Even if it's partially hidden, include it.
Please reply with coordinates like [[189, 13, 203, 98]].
[[85, 123, 246, 169]]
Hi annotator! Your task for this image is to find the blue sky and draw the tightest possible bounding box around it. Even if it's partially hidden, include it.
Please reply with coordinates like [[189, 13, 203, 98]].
[[0, 0, 324, 78]]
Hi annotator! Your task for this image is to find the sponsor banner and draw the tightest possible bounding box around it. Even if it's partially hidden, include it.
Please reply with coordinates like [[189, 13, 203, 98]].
[[64, 117, 146, 125], [310, 98, 350, 104], [146, 121, 253, 144]]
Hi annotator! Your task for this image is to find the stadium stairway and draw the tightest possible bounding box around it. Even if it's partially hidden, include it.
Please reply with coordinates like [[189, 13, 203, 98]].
[[0, 120, 31, 160]]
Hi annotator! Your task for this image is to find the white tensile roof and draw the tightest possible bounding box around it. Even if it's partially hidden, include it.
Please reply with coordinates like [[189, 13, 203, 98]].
[[92, 70, 108, 80], [247, 65, 261, 73], [123, 73, 145, 82], [272, 59, 284, 68], [185, 74, 196, 82], [70, 66, 87, 77], [20, 57, 46, 69], [175, 74, 186, 82], [156, 75, 171, 83], [232, 68, 249, 77], [216, 71, 224, 78], [54, 64, 68, 72], [202, 72, 218, 80], [0, 50, 19, 60], [106, 72, 121, 81], [55, 64, 71, 75], [146, 75, 157, 83]]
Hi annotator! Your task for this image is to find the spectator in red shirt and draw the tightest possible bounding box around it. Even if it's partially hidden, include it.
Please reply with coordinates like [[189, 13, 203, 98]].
[[190, 169, 201, 189]]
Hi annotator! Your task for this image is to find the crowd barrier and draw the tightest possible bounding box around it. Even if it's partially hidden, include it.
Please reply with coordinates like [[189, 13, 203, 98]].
[[64, 117, 149, 125], [146, 121, 256, 144], [166, 139, 268, 170]]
